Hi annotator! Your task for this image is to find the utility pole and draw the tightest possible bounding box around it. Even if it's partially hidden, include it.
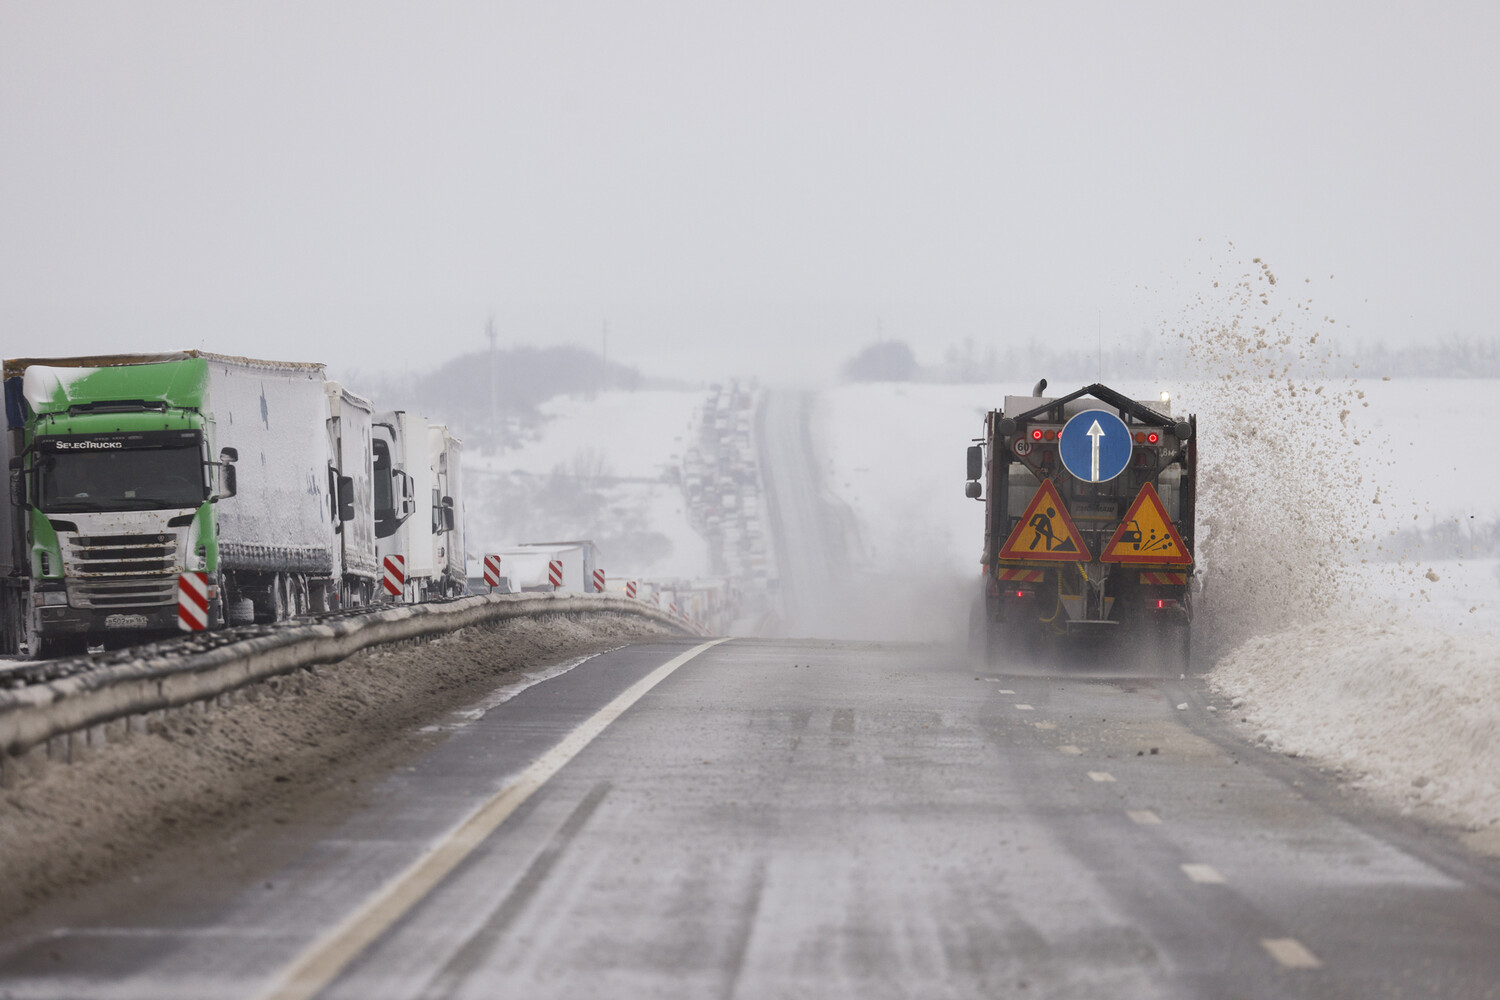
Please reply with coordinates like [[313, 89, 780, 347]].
[[486, 313, 499, 443]]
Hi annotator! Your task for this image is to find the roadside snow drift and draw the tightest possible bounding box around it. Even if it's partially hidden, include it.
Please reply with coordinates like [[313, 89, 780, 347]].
[[1211, 616, 1500, 833]]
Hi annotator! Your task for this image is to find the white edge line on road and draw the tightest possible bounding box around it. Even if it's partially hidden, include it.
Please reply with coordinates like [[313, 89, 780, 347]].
[[1261, 937, 1322, 968], [1126, 810, 1162, 824], [1087, 771, 1116, 782], [255, 637, 732, 1000]]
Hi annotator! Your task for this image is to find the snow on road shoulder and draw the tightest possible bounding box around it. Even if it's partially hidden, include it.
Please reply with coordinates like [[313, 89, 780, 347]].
[[1210, 615, 1500, 841]]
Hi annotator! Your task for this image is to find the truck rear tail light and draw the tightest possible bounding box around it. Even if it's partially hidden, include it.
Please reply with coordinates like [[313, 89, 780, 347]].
[[1044, 429, 1057, 441], [1031, 429, 1043, 441], [1147, 432, 1159, 444], [1134, 432, 1146, 443], [1154, 598, 1179, 610]]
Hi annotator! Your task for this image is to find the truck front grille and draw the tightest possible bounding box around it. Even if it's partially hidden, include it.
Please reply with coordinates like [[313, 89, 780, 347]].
[[68, 534, 178, 576], [70, 575, 179, 609]]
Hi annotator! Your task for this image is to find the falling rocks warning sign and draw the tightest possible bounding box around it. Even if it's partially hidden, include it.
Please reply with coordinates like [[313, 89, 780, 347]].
[[1101, 482, 1192, 565], [998, 479, 1090, 561]]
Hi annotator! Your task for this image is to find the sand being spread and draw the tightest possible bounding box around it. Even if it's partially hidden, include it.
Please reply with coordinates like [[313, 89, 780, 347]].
[[0, 613, 672, 923], [1169, 246, 1500, 845]]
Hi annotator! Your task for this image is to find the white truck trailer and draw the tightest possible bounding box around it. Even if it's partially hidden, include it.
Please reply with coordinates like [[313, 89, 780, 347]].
[[496, 541, 601, 594]]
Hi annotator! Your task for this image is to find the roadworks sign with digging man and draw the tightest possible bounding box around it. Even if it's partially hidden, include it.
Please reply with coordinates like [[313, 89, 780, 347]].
[[997, 479, 1090, 561]]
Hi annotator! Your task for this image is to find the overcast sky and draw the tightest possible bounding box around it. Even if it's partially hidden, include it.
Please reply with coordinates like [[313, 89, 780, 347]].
[[2, 1, 1496, 383]]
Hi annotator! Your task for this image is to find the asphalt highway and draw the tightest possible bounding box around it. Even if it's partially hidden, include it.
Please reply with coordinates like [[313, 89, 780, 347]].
[[3, 637, 1499, 999]]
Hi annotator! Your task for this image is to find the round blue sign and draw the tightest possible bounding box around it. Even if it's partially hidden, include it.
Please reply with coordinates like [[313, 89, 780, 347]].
[[1058, 409, 1132, 483]]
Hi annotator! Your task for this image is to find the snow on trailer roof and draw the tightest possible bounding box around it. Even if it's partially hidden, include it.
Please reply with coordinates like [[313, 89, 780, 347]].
[[3, 351, 325, 381]]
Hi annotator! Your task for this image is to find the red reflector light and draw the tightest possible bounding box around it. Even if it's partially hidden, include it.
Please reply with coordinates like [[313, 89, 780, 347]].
[[1147, 432, 1160, 444], [1156, 599, 1165, 609], [1016, 590, 1025, 598], [1031, 428, 1043, 441]]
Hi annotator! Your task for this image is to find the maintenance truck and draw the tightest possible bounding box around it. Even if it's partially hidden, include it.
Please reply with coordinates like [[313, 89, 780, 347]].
[[965, 381, 1197, 666], [1, 352, 349, 657]]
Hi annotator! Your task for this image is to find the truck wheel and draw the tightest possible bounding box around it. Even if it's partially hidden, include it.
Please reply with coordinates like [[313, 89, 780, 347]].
[[1172, 625, 1192, 673], [967, 599, 986, 658], [984, 619, 1008, 665], [34, 634, 88, 660]]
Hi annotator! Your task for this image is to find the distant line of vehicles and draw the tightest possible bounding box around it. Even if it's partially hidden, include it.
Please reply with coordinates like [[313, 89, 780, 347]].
[[1, 352, 466, 658]]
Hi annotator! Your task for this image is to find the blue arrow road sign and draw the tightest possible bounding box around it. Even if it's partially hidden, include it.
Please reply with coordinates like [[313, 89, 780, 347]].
[[1059, 409, 1132, 483]]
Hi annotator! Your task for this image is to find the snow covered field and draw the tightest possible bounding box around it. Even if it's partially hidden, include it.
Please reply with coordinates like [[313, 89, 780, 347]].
[[463, 390, 712, 581], [812, 376, 1500, 841]]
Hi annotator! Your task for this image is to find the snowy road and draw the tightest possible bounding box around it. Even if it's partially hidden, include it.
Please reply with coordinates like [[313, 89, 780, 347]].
[[756, 390, 861, 637], [3, 639, 1500, 999]]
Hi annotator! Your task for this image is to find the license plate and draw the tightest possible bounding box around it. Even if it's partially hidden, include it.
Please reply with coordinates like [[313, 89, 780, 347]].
[[104, 614, 150, 629]]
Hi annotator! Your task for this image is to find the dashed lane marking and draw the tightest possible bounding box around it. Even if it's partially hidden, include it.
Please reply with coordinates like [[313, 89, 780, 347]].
[[254, 638, 732, 1000], [1014, 704, 1034, 711], [1087, 771, 1116, 782], [1127, 810, 1161, 824], [1181, 863, 1227, 884], [1059, 745, 1083, 755], [1261, 938, 1321, 969], [998, 689, 1016, 694], [1033, 721, 1056, 730]]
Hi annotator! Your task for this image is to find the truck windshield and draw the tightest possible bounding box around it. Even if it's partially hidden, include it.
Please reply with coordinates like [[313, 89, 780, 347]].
[[36, 432, 207, 513]]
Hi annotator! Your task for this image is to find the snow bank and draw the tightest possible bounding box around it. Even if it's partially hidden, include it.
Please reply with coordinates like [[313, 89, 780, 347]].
[[1211, 615, 1500, 833]]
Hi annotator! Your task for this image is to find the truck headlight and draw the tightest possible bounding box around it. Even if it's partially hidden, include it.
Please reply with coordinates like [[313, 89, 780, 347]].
[[37, 590, 69, 607]]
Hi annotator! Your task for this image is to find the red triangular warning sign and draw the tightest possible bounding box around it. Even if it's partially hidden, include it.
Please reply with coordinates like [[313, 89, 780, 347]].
[[997, 479, 1090, 562], [1101, 483, 1192, 565]]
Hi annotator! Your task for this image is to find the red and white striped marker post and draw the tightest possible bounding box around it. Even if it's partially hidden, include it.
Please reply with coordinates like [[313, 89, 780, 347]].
[[625, 580, 637, 599], [383, 555, 406, 597], [592, 568, 606, 593], [547, 559, 564, 590], [483, 554, 502, 591], [177, 572, 209, 631]]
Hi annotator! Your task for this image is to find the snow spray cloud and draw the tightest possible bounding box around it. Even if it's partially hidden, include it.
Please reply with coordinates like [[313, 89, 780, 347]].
[[1165, 249, 1379, 657]]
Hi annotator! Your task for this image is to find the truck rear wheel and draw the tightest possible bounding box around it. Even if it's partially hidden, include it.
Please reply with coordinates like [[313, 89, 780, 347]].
[[34, 634, 88, 660]]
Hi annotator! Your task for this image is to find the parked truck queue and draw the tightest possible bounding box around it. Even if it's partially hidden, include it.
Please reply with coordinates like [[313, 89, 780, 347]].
[[0, 352, 466, 658]]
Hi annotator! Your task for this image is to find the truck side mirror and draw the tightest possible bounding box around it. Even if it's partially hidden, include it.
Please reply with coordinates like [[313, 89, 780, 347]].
[[965, 481, 982, 500], [440, 495, 455, 532], [966, 445, 983, 481], [217, 447, 239, 500], [337, 476, 355, 522], [399, 470, 415, 515]]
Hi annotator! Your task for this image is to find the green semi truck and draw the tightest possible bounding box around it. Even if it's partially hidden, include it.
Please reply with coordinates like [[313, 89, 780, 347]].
[[1, 352, 354, 657]]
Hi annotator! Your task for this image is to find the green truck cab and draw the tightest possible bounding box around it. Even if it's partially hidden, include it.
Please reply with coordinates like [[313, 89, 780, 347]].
[[3, 353, 339, 658]]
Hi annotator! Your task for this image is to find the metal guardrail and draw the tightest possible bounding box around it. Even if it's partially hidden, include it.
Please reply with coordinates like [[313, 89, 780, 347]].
[[0, 592, 699, 760]]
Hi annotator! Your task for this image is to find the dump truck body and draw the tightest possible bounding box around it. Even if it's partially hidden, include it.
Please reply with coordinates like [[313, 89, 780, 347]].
[[965, 382, 1197, 667]]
